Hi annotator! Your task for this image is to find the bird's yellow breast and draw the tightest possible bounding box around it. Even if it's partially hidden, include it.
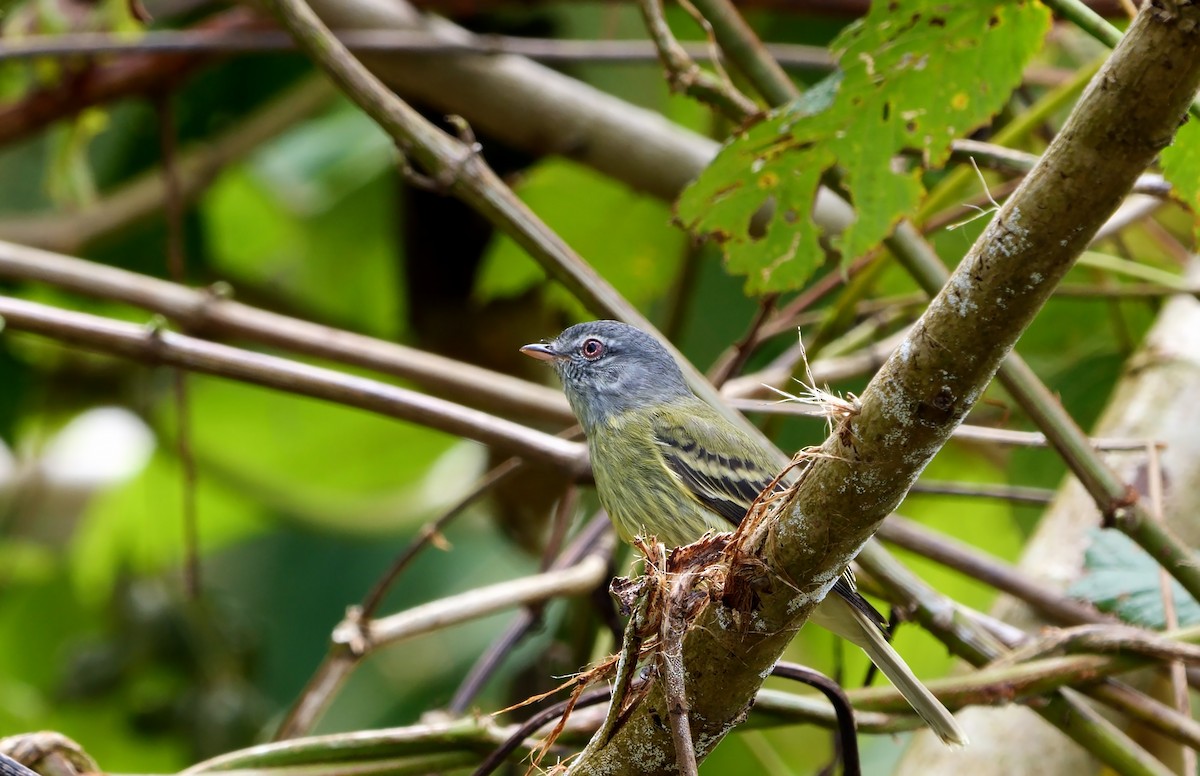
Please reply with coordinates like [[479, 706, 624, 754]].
[[588, 409, 729, 548]]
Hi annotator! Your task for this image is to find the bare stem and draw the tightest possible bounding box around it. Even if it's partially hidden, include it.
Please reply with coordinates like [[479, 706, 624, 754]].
[[636, 0, 759, 120], [0, 295, 587, 474], [0, 241, 574, 425]]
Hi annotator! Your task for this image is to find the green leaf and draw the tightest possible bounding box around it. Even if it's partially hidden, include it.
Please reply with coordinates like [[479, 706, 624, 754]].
[[201, 161, 402, 337], [46, 108, 107, 209], [677, 0, 1051, 294], [1161, 117, 1200, 245], [1069, 529, 1200, 629]]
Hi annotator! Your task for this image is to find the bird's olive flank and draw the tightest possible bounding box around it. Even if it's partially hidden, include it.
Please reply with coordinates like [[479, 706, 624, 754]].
[[518, 320, 968, 746]]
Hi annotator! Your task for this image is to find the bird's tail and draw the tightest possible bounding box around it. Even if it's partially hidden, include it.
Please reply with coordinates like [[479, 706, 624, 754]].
[[812, 593, 969, 748]]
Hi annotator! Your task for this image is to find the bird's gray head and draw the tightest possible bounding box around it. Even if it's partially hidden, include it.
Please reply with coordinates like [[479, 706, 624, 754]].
[[521, 320, 692, 431]]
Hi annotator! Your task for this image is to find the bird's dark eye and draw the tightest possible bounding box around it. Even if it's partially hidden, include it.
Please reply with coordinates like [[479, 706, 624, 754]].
[[580, 338, 605, 360]]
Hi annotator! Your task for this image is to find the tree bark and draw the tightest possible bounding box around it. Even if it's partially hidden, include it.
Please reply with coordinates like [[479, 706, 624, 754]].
[[567, 2, 1200, 771], [897, 262, 1200, 774]]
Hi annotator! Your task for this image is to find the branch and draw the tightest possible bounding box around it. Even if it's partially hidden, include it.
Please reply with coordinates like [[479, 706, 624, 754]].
[[718, 1, 1193, 615], [864, 532, 1175, 776], [0, 241, 573, 424], [275, 513, 613, 740], [259, 0, 757, 440], [902, 257, 1200, 770], [0, 295, 587, 474], [687, 0, 798, 106], [183, 716, 515, 774], [636, 0, 759, 120], [0, 8, 260, 148], [401, 0, 1142, 16], [0, 28, 835, 70], [278, 542, 610, 742], [876, 515, 1108, 627], [680, 2, 1200, 763], [571, 3, 1200, 771], [0, 78, 335, 253]]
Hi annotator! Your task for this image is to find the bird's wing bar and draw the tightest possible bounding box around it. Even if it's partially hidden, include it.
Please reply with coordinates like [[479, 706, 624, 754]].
[[651, 415, 780, 526], [652, 412, 889, 635]]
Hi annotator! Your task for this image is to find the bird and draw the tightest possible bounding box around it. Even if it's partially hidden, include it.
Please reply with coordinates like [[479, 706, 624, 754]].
[[521, 319, 966, 747]]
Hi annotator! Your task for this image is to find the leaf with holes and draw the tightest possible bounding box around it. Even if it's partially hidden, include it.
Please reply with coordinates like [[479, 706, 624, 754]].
[[676, 0, 1051, 294]]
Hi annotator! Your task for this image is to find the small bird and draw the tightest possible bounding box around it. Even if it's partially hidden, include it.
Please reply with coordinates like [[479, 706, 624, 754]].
[[522, 319, 966, 747]]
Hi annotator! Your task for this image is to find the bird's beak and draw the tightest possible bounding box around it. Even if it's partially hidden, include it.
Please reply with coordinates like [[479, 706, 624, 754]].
[[520, 342, 562, 362]]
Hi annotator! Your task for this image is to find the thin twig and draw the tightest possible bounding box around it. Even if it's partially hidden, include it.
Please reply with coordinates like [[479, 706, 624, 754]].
[[1147, 441, 1196, 773], [945, 140, 1172, 198], [186, 716, 517, 775], [907, 480, 1055, 505], [995, 624, 1200, 669], [999, 356, 1200, 611], [759, 253, 885, 339], [0, 8, 257, 148], [1044, 0, 1124, 47], [471, 687, 612, 776], [0, 29, 835, 70], [707, 295, 778, 387], [0, 241, 574, 424], [636, 0, 759, 120], [0, 78, 336, 254], [449, 615, 534, 716], [860, 541, 1178, 776], [720, 327, 912, 403], [771, 662, 860, 776], [726, 396, 1161, 452], [261, 0, 749, 439], [1091, 680, 1200, 752], [448, 514, 614, 714], [155, 92, 201, 601], [1054, 283, 1200, 298], [687, 0, 798, 106], [360, 457, 526, 619], [276, 551, 610, 740], [0, 295, 589, 475], [875, 515, 1109, 627], [541, 484, 580, 572]]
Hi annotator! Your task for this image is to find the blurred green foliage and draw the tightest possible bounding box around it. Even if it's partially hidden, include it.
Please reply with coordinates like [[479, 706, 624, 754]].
[[1161, 118, 1200, 244]]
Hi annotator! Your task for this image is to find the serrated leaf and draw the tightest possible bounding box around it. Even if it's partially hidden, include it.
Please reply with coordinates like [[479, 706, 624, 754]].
[[677, 0, 1050, 294], [1069, 529, 1200, 629], [1161, 117, 1200, 245]]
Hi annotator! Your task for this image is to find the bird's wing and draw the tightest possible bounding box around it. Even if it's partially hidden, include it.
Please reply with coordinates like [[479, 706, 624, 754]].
[[650, 410, 780, 527], [652, 409, 889, 632]]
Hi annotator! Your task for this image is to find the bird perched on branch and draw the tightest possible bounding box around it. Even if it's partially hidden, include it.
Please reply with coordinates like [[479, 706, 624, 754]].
[[522, 319, 966, 747]]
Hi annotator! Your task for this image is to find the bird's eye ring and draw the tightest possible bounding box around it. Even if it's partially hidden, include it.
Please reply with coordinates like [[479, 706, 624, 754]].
[[580, 338, 605, 360]]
